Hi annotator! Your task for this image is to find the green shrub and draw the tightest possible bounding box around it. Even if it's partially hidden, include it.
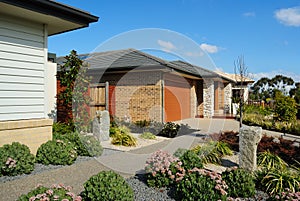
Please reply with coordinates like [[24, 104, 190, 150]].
[[274, 93, 297, 122], [53, 131, 87, 156], [179, 150, 203, 170], [257, 150, 287, 170], [53, 131, 103, 157], [52, 122, 74, 134], [222, 167, 256, 198], [18, 184, 81, 201], [176, 169, 227, 201], [82, 171, 134, 201], [134, 119, 151, 128], [80, 135, 103, 157], [0, 142, 35, 176], [173, 148, 188, 158], [36, 140, 77, 165], [159, 122, 180, 138], [145, 150, 182, 187], [192, 143, 221, 165], [139, 132, 156, 140]]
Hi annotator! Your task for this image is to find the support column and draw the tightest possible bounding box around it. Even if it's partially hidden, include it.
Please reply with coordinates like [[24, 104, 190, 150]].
[[224, 83, 232, 114], [203, 79, 214, 118]]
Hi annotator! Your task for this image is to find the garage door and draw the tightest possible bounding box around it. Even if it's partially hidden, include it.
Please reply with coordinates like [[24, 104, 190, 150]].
[[164, 78, 191, 122]]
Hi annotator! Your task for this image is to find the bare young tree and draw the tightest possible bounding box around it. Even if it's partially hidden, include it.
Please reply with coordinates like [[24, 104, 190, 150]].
[[234, 55, 248, 128]]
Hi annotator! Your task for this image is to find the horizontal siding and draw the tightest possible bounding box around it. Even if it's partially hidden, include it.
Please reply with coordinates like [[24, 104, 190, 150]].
[[0, 16, 46, 121], [0, 42, 44, 57], [0, 98, 44, 106], [0, 74, 44, 84], [0, 51, 44, 63], [1, 59, 45, 71], [0, 83, 44, 91], [1, 91, 44, 98]]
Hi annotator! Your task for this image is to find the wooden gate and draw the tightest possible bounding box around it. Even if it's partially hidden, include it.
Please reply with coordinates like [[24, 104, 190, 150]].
[[89, 82, 109, 118]]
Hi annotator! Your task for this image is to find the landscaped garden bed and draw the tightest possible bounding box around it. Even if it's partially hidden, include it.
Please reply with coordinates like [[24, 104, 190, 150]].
[[1, 122, 300, 201]]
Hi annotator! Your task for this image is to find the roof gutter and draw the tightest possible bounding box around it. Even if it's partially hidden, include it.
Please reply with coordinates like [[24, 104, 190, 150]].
[[0, 0, 99, 26]]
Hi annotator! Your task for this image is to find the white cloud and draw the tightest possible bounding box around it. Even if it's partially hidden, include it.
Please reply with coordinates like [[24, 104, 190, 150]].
[[250, 70, 300, 82], [243, 12, 256, 17], [200, 43, 219, 53], [185, 51, 204, 57], [274, 7, 300, 27], [157, 40, 177, 52]]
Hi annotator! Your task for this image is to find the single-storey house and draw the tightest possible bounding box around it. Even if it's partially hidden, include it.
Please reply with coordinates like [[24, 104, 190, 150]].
[[0, 0, 98, 153], [58, 49, 253, 123]]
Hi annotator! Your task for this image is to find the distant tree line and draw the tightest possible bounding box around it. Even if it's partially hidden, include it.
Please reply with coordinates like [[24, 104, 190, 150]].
[[249, 75, 300, 119]]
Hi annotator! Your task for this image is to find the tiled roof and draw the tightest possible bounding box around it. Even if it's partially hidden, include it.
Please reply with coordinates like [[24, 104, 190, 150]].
[[215, 71, 254, 83], [57, 48, 227, 79], [169, 60, 218, 78]]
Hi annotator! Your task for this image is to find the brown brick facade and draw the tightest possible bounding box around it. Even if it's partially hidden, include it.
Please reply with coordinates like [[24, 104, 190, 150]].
[[101, 71, 162, 122]]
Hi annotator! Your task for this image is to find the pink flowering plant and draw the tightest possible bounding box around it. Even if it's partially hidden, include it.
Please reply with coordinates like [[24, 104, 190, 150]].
[[145, 150, 185, 187], [36, 140, 77, 165], [0, 142, 35, 176], [176, 168, 228, 201], [18, 183, 82, 201], [267, 188, 300, 201]]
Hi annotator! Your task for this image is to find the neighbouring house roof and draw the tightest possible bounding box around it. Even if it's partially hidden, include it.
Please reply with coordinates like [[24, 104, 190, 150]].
[[169, 60, 219, 78], [215, 71, 255, 84], [57, 48, 227, 79], [0, 0, 99, 35]]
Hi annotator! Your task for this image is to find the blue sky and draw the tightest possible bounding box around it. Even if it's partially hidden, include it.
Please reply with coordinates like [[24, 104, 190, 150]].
[[49, 0, 300, 82]]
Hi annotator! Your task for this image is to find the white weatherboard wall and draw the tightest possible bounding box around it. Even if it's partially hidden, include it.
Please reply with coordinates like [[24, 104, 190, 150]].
[[0, 15, 47, 121]]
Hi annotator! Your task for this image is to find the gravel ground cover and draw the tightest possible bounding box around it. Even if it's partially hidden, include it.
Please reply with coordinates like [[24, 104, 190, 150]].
[[126, 174, 270, 201], [0, 148, 122, 183]]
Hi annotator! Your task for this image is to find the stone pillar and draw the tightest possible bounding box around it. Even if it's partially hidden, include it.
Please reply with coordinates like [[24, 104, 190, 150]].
[[203, 79, 214, 118], [93, 110, 110, 141], [239, 125, 262, 171], [224, 83, 232, 114]]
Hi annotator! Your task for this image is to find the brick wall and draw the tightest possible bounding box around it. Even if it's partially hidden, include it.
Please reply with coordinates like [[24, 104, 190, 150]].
[[101, 71, 162, 122]]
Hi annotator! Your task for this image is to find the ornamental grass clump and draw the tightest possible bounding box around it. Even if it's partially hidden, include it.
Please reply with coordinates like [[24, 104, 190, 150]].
[[82, 171, 134, 201], [139, 132, 156, 140], [145, 150, 185, 187], [18, 183, 81, 201], [0, 142, 35, 176], [222, 167, 256, 198], [176, 168, 228, 201], [36, 139, 77, 165], [110, 125, 137, 147]]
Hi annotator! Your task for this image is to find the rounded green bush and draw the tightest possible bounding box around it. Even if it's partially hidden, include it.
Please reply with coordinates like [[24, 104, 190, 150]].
[[82, 171, 134, 201], [0, 142, 35, 176], [53, 131, 88, 156], [36, 140, 77, 165], [80, 135, 103, 157], [179, 150, 203, 170], [176, 170, 227, 201], [222, 167, 256, 198]]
